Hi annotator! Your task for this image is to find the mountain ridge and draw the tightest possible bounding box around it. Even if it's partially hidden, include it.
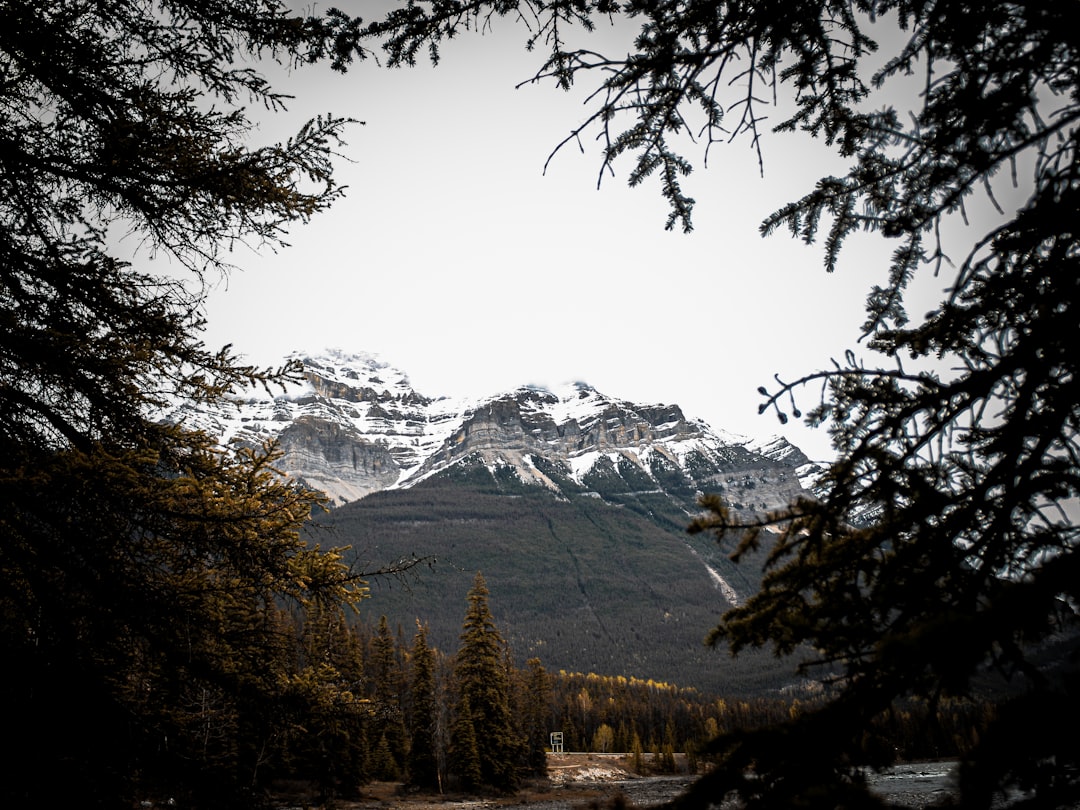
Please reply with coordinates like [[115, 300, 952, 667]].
[[168, 348, 821, 509], [166, 349, 822, 693]]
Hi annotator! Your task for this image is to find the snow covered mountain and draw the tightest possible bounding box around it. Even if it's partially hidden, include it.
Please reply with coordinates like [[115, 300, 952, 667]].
[[167, 349, 823, 693], [167, 349, 819, 512]]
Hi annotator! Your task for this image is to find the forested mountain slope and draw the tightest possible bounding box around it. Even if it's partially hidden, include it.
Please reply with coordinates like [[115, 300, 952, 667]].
[[313, 464, 803, 696], [171, 350, 818, 694]]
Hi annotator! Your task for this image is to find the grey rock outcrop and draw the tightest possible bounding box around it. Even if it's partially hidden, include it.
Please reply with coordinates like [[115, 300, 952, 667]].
[[165, 350, 820, 512]]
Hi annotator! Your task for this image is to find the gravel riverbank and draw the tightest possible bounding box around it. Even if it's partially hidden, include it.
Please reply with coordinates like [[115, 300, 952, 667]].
[[518, 763, 955, 810], [298, 755, 958, 810]]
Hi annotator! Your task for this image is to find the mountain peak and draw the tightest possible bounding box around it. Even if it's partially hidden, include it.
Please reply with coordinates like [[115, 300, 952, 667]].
[[166, 350, 812, 508], [288, 348, 420, 402]]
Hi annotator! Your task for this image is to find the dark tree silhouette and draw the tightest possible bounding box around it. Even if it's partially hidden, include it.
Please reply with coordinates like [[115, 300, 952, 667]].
[[370, 615, 409, 778], [448, 692, 485, 790], [518, 657, 553, 777], [407, 621, 443, 792], [0, 2, 390, 806], [452, 573, 523, 792]]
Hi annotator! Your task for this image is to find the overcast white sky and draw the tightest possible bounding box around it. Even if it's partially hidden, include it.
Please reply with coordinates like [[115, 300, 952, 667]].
[[182, 12, 973, 463]]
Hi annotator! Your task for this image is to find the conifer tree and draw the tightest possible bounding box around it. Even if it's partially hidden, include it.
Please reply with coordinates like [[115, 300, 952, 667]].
[[452, 573, 523, 792], [448, 693, 484, 791], [372, 733, 401, 782], [407, 621, 442, 792], [661, 720, 678, 773], [279, 604, 371, 795], [0, 2, 383, 805], [630, 732, 646, 775], [520, 658, 552, 777], [369, 615, 409, 776]]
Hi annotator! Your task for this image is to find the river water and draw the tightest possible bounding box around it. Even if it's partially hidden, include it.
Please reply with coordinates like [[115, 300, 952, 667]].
[[532, 761, 957, 810]]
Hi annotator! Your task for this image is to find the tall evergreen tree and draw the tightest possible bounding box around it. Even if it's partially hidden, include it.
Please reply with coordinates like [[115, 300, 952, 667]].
[[452, 573, 523, 792], [369, 615, 409, 777], [630, 732, 646, 776], [278, 605, 370, 797], [371, 733, 401, 782], [519, 657, 552, 777], [407, 621, 443, 792], [448, 692, 484, 791]]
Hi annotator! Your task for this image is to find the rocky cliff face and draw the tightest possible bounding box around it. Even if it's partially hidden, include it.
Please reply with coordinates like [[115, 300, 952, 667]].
[[166, 349, 820, 515]]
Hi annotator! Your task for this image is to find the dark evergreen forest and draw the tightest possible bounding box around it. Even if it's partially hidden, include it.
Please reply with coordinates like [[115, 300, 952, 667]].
[[243, 576, 994, 803], [314, 472, 799, 697]]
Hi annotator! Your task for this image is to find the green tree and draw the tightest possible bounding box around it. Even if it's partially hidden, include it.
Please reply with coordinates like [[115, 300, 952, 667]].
[[363, 2, 1080, 807], [274, 603, 371, 797], [660, 720, 678, 773], [3, 434, 368, 806], [630, 732, 645, 776], [369, 615, 409, 777], [407, 621, 443, 792], [448, 692, 484, 791], [519, 657, 553, 776], [0, 1, 382, 806], [452, 573, 523, 792], [372, 733, 401, 782]]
